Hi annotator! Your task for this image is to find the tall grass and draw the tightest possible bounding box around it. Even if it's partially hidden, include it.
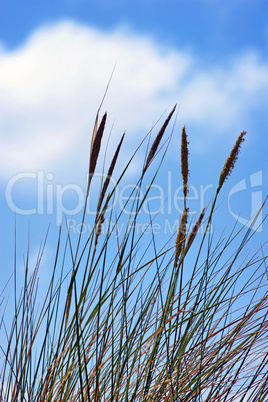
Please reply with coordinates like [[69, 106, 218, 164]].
[[1, 105, 267, 401]]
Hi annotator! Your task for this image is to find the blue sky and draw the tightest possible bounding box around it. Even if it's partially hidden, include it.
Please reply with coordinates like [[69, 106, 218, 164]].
[[0, 0, 267, 301]]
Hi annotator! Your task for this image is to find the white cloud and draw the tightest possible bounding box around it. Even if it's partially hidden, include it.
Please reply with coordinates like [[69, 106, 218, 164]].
[[0, 20, 268, 183]]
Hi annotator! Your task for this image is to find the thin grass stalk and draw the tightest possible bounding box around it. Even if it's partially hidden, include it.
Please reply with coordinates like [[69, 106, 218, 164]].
[[78, 132, 146, 301], [11, 233, 48, 401], [110, 150, 174, 399], [77, 119, 173, 321], [147, 208, 175, 390], [184, 208, 206, 256], [61, 112, 107, 341], [171, 126, 191, 354], [96, 132, 125, 217], [187, 131, 247, 303], [113, 156, 170, 396]]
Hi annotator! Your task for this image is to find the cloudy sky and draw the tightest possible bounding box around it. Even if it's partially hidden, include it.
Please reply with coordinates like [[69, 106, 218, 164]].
[[1, 0, 267, 285]]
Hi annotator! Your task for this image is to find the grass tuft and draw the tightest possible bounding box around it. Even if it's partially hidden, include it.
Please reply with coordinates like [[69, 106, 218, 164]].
[[1, 105, 267, 402]]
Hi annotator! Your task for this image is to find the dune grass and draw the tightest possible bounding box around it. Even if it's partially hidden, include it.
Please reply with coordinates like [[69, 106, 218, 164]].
[[1, 105, 267, 401]]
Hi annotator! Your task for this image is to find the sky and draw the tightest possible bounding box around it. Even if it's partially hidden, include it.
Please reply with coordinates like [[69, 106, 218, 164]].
[[0, 1, 267, 318]]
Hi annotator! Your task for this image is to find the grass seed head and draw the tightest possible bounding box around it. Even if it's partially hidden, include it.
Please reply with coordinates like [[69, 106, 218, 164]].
[[174, 206, 189, 267], [217, 131, 246, 194], [89, 112, 107, 177], [143, 105, 176, 174], [181, 125, 190, 199]]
